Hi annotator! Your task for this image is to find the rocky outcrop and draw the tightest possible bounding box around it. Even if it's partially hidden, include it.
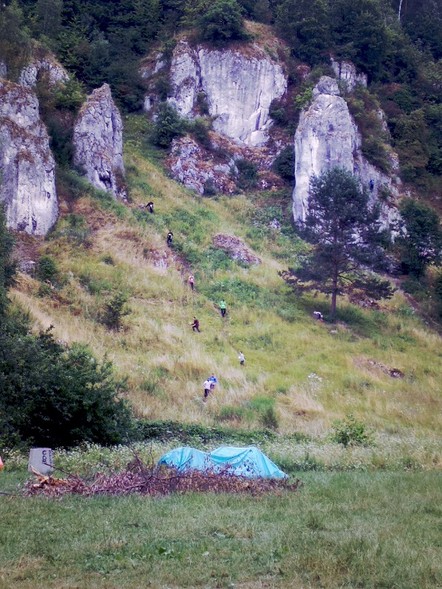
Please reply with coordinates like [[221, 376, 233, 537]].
[[167, 133, 285, 195], [212, 234, 261, 265], [73, 84, 126, 199], [330, 59, 367, 92], [0, 79, 58, 235], [167, 136, 236, 195], [292, 76, 400, 228], [19, 53, 69, 88], [156, 40, 287, 147]]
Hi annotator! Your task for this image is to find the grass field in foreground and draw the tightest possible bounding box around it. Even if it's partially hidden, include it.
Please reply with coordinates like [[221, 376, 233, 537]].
[[0, 469, 441, 589]]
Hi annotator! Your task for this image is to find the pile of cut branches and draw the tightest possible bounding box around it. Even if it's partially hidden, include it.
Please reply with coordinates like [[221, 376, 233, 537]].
[[24, 457, 301, 498]]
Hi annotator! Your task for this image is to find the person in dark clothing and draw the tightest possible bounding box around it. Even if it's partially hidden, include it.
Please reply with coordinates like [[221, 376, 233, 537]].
[[369, 179, 374, 192], [167, 231, 173, 246], [191, 317, 200, 332], [147, 201, 154, 213]]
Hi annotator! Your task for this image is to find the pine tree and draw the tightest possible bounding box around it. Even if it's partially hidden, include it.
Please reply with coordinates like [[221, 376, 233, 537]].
[[283, 168, 394, 319]]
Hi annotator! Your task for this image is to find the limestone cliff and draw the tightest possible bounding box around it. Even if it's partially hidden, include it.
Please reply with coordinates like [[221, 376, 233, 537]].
[[330, 59, 367, 92], [18, 52, 69, 88], [293, 76, 400, 227], [73, 84, 126, 199], [144, 39, 287, 147], [0, 79, 58, 235]]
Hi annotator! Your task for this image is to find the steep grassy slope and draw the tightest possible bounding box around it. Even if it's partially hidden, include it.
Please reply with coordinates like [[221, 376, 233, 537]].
[[11, 116, 442, 447]]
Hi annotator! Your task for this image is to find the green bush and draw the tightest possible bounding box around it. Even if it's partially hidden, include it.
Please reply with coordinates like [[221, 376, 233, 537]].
[[151, 103, 185, 148], [0, 205, 16, 315], [398, 199, 442, 277], [294, 86, 313, 111], [273, 146, 295, 181], [99, 291, 131, 330], [135, 420, 277, 444], [235, 158, 258, 190], [0, 328, 132, 448], [269, 98, 289, 126], [260, 406, 279, 430], [331, 414, 373, 447], [189, 117, 212, 149], [36, 255, 60, 285]]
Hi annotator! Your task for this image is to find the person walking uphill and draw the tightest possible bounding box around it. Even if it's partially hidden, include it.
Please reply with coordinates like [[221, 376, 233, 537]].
[[191, 317, 200, 332], [203, 378, 212, 401], [188, 274, 195, 291], [167, 231, 173, 246], [219, 300, 227, 318], [238, 351, 245, 366]]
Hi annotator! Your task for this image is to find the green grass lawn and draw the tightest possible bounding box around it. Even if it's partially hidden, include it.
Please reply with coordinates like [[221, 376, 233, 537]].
[[0, 469, 440, 589]]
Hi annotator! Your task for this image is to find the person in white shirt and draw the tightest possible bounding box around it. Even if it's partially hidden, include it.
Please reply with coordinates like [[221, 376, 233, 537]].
[[203, 379, 212, 401]]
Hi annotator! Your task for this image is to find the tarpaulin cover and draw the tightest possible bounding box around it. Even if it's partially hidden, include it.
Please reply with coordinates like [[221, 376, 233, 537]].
[[157, 446, 287, 479]]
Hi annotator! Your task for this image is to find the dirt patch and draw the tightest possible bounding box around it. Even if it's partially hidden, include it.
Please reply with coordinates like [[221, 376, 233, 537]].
[[354, 357, 405, 379], [212, 234, 261, 265]]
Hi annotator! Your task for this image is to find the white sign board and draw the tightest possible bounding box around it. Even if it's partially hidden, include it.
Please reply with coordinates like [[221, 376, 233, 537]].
[[28, 448, 54, 475]]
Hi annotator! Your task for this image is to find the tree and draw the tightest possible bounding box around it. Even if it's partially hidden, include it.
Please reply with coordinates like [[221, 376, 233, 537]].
[[275, 0, 330, 65], [0, 0, 31, 79], [0, 330, 133, 448], [0, 205, 15, 316], [197, 0, 248, 43], [35, 0, 63, 43], [398, 199, 442, 277], [151, 102, 185, 147], [330, 0, 388, 81], [284, 168, 393, 318]]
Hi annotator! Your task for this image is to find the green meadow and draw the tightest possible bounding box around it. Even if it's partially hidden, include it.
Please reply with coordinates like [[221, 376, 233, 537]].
[[1, 462, 441, 589]]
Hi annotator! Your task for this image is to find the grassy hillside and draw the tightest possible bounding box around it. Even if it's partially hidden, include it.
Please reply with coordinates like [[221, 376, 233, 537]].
[[10, 115, 441, 454]]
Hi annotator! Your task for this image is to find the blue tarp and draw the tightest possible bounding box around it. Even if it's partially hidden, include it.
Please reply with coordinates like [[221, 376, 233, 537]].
[[158, 446, 287, 479]]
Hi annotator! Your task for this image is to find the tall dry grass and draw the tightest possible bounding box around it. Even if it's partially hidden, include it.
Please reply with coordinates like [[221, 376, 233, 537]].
[[10, 133, 442, 443]]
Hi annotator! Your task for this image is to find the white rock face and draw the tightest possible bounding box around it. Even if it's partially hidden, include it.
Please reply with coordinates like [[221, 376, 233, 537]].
[[168, 40, 287, 146], [73, 84, 126, 199], [330, 59, 367, 92], [0, 79, 58, 235], [19, 55, 69, 88], [293, 76, 400, 227]]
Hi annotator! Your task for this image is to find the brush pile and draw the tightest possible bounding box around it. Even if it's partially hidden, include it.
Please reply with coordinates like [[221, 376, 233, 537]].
[[24, 457, 301, 498]]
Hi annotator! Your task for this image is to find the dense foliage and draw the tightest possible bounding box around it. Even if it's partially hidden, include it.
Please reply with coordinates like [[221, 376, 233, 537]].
[[197, 0, 248, 43], [0, 330, 133, 448], [398, 199, 442, 277]]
